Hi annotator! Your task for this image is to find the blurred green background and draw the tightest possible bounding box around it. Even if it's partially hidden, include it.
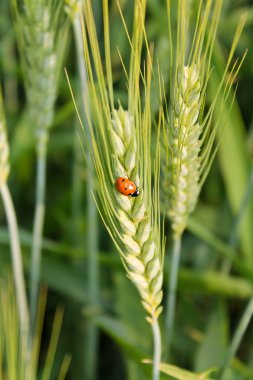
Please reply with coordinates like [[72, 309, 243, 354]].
[[1, 0, 253, 379]]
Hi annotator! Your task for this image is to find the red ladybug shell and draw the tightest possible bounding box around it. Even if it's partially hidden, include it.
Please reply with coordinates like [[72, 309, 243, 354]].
[[115, 177, 139, 197]]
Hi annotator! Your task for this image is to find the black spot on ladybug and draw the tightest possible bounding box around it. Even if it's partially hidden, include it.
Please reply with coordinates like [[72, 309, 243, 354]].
[[122, 179, 125, 182]]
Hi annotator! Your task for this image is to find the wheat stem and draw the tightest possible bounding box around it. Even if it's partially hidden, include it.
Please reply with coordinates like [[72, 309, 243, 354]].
[[162, 1, 246, 362], [30, 130, 48, 331], [65, 2, 100, 376], [71, 8, 99, 380], [218, 168, 253, 377], [165, 234, 181, 360], [222, 166, 253, 273], [0, 87, 29, 346], [152, 318, 162, 380], [219, 296, 253, 379], [0, 183, 29, 342]]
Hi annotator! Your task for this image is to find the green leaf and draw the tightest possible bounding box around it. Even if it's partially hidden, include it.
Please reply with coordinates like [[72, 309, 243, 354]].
[[225, 357, 253, 380], [41, 256, 87, 303], [178, 269, 253, 299], [93, 315, 146, 362], [143, 361, 217, 380], [195, 301, 228, 372], [210, 41, 253, 267], [188, 217, 253, 279]]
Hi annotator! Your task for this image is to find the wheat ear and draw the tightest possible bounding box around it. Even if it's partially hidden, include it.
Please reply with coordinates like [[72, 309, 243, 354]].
[[162, 65, 202, 238], [12, 0, 68, 329], [162, 0, 246, 238], [13, 0, 66, 132], [0, 89, 29, 343], [111, 106, 163, 321], [78, 0, 164, 326]]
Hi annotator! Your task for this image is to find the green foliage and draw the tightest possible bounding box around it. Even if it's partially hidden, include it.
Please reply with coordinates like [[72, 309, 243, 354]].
[[0, 280, 70, 379]]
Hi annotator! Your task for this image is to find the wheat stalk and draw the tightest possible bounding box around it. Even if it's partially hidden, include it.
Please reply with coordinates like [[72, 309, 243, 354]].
[[65, 1, 100, 378], [78, 0, 165, 326], [64, 0, 81, 21], [71, 1, 164, 378], [0, 102, 10, 188], [0, 88, 29, 346], [12, 0, 69, 329], [162, 0, 246, 360]]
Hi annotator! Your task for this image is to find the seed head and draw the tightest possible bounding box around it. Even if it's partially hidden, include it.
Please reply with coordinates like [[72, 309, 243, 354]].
[[162, 65, 202, 237]]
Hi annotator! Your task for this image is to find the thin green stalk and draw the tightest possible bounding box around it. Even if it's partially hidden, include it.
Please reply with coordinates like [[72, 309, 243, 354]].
[[0, 183, 29, 339], [13, 0, 68, 338], [152, 318, 161, 380], [222, 166, 253, 273], [85, 184, 99, 380], [165, 234, 182, 360], [73, 16, 89, 106], [30, 130, 48, 331], [219, 167, 253, 378], [71, 132, 84, 244], [73, 12, 99, 380], [219, 296, 253, 379]]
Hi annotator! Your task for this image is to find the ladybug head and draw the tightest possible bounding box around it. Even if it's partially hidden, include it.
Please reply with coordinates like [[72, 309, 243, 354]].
[[130, 189, 140, 197]]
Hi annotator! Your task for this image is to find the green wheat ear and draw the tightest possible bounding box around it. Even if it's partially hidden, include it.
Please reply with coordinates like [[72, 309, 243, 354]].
[[162, 65, 202, 237], [12, 0, 68, 133], [0, 92, 10, 187], [74, 0, 164, 324], [111, 107, 163, 320], [161, 0, 246, 238]]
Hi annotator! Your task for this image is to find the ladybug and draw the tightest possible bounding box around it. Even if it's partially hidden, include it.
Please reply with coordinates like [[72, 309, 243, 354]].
[[115, 177, 140, 197]]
